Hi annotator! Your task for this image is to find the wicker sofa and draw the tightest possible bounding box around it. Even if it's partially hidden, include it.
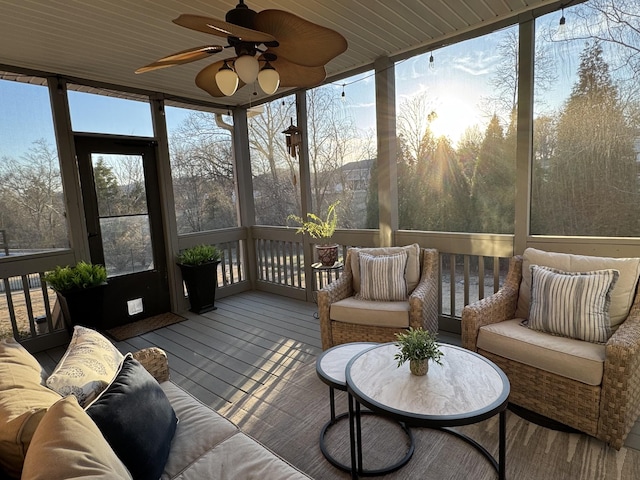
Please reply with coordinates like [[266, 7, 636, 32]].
[[462, 248, 640, 449], [0, 337, 311, 479], [318, 244, 439, 350]]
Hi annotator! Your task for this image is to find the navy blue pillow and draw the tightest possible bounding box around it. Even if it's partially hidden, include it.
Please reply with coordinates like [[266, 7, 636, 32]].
[[86, 354, 177, 480]]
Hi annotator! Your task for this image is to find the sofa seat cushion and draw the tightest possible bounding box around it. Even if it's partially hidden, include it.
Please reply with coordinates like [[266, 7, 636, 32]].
[[330, 297, 409, 328], [171, 432, 310, 480], [477, 319, 606, 386], [516, 248, 640, 330], [160, 382, 238, 479]]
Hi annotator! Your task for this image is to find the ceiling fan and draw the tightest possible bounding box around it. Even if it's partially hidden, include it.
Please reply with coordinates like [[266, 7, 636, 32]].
[[136, 1, 348, 98]]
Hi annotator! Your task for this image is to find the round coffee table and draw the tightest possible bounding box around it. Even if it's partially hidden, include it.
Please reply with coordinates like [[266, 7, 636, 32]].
[[346, 343, 510, 479], [316, 342, 414, 477]]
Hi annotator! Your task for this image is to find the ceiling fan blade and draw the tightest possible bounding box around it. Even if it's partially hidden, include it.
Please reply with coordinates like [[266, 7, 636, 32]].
[[195, 59, 247, 97], [135, 45, 224, 74], [254, 10, 347, 67], [267, 55, 327, 88], [173, 14, 276, 44]]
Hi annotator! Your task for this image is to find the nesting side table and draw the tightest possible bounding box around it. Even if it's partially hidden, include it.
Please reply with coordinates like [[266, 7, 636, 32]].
[[315, 342, 414, 478]]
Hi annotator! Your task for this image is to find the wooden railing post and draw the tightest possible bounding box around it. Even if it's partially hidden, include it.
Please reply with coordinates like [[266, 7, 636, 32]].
[[0, 230, 8, 256]]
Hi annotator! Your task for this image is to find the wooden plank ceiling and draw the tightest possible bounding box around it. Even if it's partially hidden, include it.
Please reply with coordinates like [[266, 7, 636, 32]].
[[0, 0, 560, 108]]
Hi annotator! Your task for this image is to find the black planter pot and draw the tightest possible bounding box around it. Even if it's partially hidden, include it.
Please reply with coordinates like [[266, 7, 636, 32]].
[[178, 261, 220, 314], [55, 283, 107, 331]]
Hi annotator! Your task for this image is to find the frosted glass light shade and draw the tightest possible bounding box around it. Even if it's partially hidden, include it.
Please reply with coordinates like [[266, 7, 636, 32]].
[[258, 67, 280, 95], [234, 55, 259, 84], [215, 68, 239, 96]]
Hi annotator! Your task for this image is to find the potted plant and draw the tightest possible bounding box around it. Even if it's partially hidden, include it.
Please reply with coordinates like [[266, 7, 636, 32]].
[[287, 201, 340, 266], [44, 261, 108, 331], [177, 244, 221, 314], [394, 327, 444, 376]]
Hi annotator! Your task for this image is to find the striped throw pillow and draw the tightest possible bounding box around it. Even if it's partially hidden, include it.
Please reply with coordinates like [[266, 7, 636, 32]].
[[357, 252, 408, 301], [528, 265, 619, 343]]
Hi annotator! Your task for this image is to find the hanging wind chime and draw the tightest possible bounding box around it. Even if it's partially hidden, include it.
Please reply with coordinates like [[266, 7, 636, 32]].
[[282, 119, 302, 158]]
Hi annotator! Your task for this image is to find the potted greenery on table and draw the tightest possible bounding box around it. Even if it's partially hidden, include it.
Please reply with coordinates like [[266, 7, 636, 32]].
[[44, 261, 108, 331], [177, 244, 221, 314], [287, 201, 340, 266], [394, 327, 444, 376]]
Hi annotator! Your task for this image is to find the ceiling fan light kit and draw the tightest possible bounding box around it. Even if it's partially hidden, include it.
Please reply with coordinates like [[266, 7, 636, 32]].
[[258, 62, 280, 95], [234, 54, 260, 84], [136, 0, 348, 99], [215, 60, 240, 96]]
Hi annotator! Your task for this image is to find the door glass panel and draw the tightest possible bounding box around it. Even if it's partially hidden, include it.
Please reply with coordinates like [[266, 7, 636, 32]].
[[92, 154, 154, 277]]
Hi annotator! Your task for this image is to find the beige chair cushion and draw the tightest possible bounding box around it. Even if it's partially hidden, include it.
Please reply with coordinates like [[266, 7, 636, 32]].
[[477, 319, 606, 386], [21, 396, 133, 480], [351, 244, 421, 294], [330, 297, 409, 328], [516, 248, 640, 330]]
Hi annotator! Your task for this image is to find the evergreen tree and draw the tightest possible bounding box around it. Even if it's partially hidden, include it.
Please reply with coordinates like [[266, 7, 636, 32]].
[[92, 157, 120, 217], [549, 41, 638, 236], [472, 114, 515, 233]]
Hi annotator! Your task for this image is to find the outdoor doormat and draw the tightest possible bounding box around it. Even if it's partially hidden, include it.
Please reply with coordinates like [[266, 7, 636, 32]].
[[106, 312, 186, 341]]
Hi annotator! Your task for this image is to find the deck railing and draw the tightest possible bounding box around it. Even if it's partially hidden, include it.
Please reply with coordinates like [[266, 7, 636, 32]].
[[250, 228, 515, 333], [8, 225, 640, 350], [0, 250, 76, 349]]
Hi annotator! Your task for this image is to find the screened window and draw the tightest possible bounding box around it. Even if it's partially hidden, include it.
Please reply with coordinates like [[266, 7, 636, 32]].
[[67, 87, 153, 136], [307, 72, 377, 229], [0, 77, 69, 254], [531, 2, 640, 236], [166, 105, 237, 234], [395, 27, 518, 233], [249, 96, 298, 226]]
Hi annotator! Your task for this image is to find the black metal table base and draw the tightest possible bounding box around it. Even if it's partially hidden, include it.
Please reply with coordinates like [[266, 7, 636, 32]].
[[319, 411, 414, 476], [440, 409, 506, 479], [347, 394, 415, 479], [349, 403, 506, 480]]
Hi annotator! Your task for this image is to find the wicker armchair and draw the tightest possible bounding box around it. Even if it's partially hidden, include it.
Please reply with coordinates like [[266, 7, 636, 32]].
[[318, 246, 439, 350], [462, 255, 640, 450]]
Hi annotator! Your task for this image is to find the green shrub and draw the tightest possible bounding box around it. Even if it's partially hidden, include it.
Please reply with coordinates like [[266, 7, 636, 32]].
[[43, 261, 107, 292], [177, 244, 221, 266]]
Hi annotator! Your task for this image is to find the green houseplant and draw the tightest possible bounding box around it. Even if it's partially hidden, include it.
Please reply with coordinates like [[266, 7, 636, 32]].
[[44, 261, 108, 331], [287, 201, 340, 266], [177, 245, 222, 314], [394, 327, 444, 376]]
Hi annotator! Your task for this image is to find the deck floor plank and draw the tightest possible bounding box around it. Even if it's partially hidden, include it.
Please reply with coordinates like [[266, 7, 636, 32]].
[[107, 292, 322, 410]]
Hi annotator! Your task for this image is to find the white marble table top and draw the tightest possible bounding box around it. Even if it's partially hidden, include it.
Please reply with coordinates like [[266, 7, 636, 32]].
[[316, 342, 378, 388], [346, 343, 509, 421]]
